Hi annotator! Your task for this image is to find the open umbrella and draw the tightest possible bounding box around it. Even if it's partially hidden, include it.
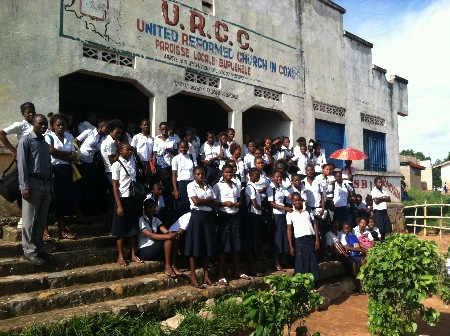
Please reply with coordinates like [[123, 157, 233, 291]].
[[329, 148, 368, 160]]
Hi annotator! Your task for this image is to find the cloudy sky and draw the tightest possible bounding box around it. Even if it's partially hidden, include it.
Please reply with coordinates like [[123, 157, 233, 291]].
[[337, 0, 450, 163]]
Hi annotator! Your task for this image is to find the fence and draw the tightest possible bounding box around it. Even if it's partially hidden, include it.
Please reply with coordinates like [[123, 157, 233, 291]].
[[404, 201, 450, 237]]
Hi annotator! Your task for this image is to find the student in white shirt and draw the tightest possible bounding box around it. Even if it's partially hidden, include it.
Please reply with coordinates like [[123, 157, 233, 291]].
[[341, 160, 356, 181], [138, 198, 180, 277], [274, 159, 292, 189], [370, 177, 392, 240], [77, 112, 97, 135], [145, 182, 168, 224], [184, 166, 218, 288], [312, 142, 327, 176], [332, 171, 354, 226], [367, 216, 381, 242], [286, 192, 320, 281], [352, 217, 374, 250], [74, 121, 106, 215], [303, 165, 326, 220], [199, 131, 221, 186], [152, 121, 177, 173], [131, 118, 154, 175], [214, 164, 250, 284], [229, 143, 246, 186], [185, 129, 199, 159], [242, 133, 251, 156], [0, 102, 36, 227], [253, 156, 270, 200], [244, 168, 265, 277], [218, 132, 231, 170], [267, 171, 293, 271], [172, 140, 197, 216], [111, 142, 141, 267], [291, 144, 308, 178], [100, 119, 124, 231], [243, 141, 257, 170]]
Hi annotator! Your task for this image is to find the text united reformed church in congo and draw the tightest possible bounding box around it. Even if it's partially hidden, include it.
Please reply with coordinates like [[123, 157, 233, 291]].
[[0, 0, 408, 201]]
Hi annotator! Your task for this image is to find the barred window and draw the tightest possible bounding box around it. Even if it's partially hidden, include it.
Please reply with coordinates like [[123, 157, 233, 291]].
[[185, 71, 220, 88], [363, 129, 387, 172], [254, 87, 282, 102], [313, 101, 345, 117], [83, 45, 134, 68], [361, 113, 386, 126]]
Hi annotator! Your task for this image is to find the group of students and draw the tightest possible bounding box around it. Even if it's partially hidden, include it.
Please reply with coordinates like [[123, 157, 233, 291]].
[[1, 103, 393, 290]]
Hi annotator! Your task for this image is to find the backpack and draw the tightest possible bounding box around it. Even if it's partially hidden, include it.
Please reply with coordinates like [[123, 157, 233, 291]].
[[345, 234, 361, 256]]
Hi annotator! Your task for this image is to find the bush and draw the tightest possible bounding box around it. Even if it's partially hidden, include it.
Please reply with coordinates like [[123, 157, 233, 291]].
[[243, 273, 322, 336], [359, 233, 441, 335], [439, 247, 450, 305]]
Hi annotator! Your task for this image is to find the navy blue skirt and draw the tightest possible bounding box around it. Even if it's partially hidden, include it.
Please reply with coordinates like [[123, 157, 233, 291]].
[[51, 164, 72, 216], [294, 235, 320, 281], [273, 214, 289, 254], [176, 180, 192, 216], [243, 212, 261, 253], [184, 210, 216, 257], [374, 209, 392, 237], [217, 211, 241, 253], [111, 197, 140, 237], [138, 240, 164, 260]]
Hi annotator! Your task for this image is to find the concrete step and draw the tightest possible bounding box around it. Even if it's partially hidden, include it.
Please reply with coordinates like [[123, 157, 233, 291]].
[[0, 270, 193, 320], [0, 247, 124, 277], [0, 235, 116, 258], [0, 260, 165, 296], [0, 277, 265, 333]]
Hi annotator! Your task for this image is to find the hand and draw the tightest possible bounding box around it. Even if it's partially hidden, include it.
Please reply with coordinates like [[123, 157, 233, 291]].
[[221, 201, 234, 207], [151, 165, 156, 175], [290, 246, 295, 256], [21, 189, 30, 201], [167, 232, 177, 240], [315, 239, 320, 250], [173, 190, 180, 199], [117, 205, 124, 216], [234, 202, 241, 208], [12, 149, 17, 159], [285, 207, 293, 213]]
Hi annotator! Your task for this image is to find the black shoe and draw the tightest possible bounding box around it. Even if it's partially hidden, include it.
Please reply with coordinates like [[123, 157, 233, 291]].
[[23, 254, 45, 265], [38, 251, 54, 261]]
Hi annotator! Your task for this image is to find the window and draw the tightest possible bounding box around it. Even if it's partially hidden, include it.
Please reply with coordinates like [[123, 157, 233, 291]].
[[363, 129, 387, 172], [83, 45, 134, 68], [202, 0, 214, 14], [185, 71, 220, 88]]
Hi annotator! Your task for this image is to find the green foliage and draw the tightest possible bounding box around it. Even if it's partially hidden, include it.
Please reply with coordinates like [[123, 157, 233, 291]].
[[243, 273, 323, 336], [359, 233, 441, 335], [400, 149, 430, 161], [438, 247, 450, 305]]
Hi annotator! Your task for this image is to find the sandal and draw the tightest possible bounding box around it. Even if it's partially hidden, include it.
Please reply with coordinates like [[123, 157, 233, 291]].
[[117, 258, 127, 266], [203, 279, 217, 286], [172, 267, 182, 275], [191, 282, 206, 289], [59, 233, 76, 240], [233, 273, 251, 281], [218, 278, 229, 286], [164, 267, 177, 278], [43, 234, 52, 242], [132, 257, 144, 264]]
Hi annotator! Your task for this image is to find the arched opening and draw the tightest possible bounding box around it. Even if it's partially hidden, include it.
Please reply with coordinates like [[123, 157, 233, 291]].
[[59, 72, 151, 135], [167, 93, 230, 139], [243, 107, 291, 140]]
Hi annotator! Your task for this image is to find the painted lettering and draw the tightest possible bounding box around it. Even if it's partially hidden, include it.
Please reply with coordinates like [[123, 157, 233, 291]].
[[237, 30, 250, 50], [354, 180, 360, 188], [214, 21, 229, 42], [190, 10, 206, 36], [136, 19, 145, 32], [162, 1, 179, 26], [361, 180, 367, 188]]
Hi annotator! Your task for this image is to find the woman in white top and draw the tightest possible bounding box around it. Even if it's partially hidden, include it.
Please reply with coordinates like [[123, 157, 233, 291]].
[[311, 142, 327, 176], [111, 142, 142, 266], [45, 114, 79, 240], [332, 171, 353, 226], [302, 165, 325, 220], [370, 177, 392, 240], [341, 160, 356, 181], [199, 131, 222, 186], [172, 140, 197, 216], [74, 121, 106, 215], [229, 143, 246, 186], [184, 166, 218, 288], [218, 132, 231, 170], [0, 102, 36, 227], [267, 171, 292, 271], [131, 118, 154, 176]]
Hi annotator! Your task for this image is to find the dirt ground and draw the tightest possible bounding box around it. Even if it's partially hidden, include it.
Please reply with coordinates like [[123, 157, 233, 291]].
[[304, 233, 450, 336]]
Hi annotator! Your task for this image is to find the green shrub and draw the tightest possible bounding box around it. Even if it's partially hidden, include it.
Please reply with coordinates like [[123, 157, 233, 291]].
[[439, 247, 450, 304], [243, 273, 322, 336], [359, 233, 441, 335]]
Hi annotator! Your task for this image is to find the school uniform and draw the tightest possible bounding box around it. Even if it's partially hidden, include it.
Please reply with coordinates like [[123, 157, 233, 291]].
[[242, 143, 249, 156], [172, 152, 197, 216], [292, 151, 308, 177], [153, 135, 177, 170], [353, 226, 374, 247], [370, 186, 392, 238], [45, 132, 79, 216], [339, 230, 364, 262], [213, 180, 241, 253], [325, 230, 356, 266], [302, 177, 325, 218], [184, 181, 217, 257], [131, 133, 154, 173], [218, 145, 231, 170], [244, 181, 262, 253], [234, 158, 246, 184], [243, 153, 255, 169], [138, 215, 165, 260], [286, 185, 303, 206], [367, 226, 381, 241], [77, 121, 95, 135], [168, 212, 191, 232], [312, 153, 327, 174], [341, 166, 356, 179], [111, 157, 140, 237], [200, 141, 221, 185], [281, 173, 292, 189], [333, 182, 353, 224], [100, 134, 117, 208], [286, 209, 320, 281], [77, 128, 104, 212], [267, 182, 291, 254], [253, 170, 270, 200]]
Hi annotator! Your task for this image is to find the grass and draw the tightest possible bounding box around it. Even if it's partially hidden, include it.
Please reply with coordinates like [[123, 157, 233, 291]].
[[0, 293, 252, 336], [403, 189, 450, 230]]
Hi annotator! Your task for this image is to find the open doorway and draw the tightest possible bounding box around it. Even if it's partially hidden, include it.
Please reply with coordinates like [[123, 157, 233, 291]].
[[243, 107, 291, 140], [167, 93, 230, 139], [59, 72, 151, 136]]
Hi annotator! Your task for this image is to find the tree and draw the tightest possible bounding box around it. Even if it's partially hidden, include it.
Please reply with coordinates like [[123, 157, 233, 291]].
[[400, 149, 431, 161]]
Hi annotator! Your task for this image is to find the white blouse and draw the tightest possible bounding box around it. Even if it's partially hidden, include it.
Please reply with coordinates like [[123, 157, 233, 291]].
[[187, 181, 216, 211], [172, 153, 197, 181]]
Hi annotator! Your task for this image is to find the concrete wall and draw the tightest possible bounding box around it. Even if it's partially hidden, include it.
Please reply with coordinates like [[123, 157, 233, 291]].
[[440, 164, 450, 188], [0, 0, 407, 204], [420, 160, 433, 190]]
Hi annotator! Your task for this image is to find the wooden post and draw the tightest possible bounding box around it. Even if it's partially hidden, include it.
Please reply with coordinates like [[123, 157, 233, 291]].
[[424, 200, 427, 236], [414, 204, 418, 235], [440, 198, 443, 240]]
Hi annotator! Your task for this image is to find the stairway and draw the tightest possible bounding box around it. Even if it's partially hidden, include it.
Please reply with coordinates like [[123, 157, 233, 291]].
[[0, 216, 350, 333]]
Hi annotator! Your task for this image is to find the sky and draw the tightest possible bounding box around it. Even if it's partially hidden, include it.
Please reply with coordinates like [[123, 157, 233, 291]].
[[336, 0, 450, 163]]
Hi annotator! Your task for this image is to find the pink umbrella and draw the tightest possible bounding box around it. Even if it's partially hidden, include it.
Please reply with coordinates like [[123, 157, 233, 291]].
[[329, 148, 368, 160]]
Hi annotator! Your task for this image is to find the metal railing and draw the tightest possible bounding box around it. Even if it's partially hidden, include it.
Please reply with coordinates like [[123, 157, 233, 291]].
[[404, 201, 450, 237]]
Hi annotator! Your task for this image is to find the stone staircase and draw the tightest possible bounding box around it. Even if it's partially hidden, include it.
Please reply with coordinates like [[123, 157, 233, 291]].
[[0, 216, 351, 333]]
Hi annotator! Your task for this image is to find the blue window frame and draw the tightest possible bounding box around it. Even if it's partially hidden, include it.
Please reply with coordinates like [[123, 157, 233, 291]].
[[363, 129, 387, 172], [315, 120, 345, 168]]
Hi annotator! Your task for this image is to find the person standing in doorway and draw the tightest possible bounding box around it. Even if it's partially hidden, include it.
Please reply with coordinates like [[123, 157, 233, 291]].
[[17, 114, 53, 265]]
